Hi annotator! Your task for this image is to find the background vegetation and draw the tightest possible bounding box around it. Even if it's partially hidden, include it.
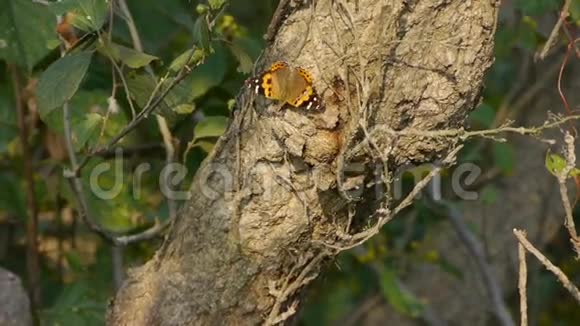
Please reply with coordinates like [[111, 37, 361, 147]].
[[0, 0, 578, 324]]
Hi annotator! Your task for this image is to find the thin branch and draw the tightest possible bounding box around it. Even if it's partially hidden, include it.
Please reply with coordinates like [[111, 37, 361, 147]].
[[537, 0, 572, 60], [264, 0, 290, 44], [265, 251, 328, 325], [440, 201, 515, 326], [513, 229, 580, 303], [557, 133, 580, 257], [366, 114, 580, 143], [517, 231, 528, 326], [11, 64, 41, 311]]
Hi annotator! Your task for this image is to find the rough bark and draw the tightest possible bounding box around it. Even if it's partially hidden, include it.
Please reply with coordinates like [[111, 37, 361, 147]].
[[107, 0, 499, 324]]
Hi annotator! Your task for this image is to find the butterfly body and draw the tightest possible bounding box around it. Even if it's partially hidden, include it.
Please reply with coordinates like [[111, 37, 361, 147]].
[[247, 61, 322, 110]]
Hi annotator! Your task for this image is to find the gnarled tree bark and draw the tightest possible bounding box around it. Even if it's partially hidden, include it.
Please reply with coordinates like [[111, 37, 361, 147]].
[[107, 0, 499, 324]]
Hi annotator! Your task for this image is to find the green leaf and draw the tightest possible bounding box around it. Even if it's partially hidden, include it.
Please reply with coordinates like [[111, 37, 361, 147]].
[[168, 48, 204, 72], [173, 104, 196, 114], [196, 4, 210, 15], [515, 0, 559, 16], [571, 0, 580, 24], [0, 173, 26, 218], [182, 45, 227, 99], [74, 113, 102, 151], [493, 142, 515, 175], [208, 0, 227, 10], [65, 251, 86, 273], [125, 74, 182, 122], [42, 283, 106, 326], [67, 0, 109, 32], [193, 116, 228, 140], [227, 43, 254, 74], [518, 18, 539, 51], [545, 153, 567, 176], [0, 0, 57, 70], [469, 103, 496, 128], [37, 51, 94, 120], [98, 40, 158, 69], [193, 14, 211, 53], [380, 267, 424, 317]]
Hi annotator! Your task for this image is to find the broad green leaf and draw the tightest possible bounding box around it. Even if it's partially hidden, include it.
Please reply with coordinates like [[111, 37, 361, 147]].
[[68, 0, 109, 32], [545, 153, 567, 176], [193, 116, 228, 140], [37, 51, 93, 119], [493, 142, 515, 175], [98, 40, 158, 68], [0, 0, 57, 70], [469, 103, 496, 128], [126, 74, 181, 123], [193, 14, 211, 53], [227, 42, 254, 74], [380, 267, 424, 317], [168, 48, 204, 72], [74, 113, 102, 151], [183, 45, 227, 99]]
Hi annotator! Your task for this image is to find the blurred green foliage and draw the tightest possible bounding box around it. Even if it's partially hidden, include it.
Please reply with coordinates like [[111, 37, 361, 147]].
[[0, 0, 578, 325]]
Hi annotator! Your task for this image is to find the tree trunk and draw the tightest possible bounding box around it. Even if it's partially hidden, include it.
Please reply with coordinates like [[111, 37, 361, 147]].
[[107, 0, 499, 324]]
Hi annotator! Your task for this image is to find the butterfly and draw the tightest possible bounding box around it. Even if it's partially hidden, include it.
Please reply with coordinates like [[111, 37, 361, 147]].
[[246, 61, 323, 110]]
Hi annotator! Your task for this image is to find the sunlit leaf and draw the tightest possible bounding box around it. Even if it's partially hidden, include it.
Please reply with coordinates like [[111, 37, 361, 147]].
[[545, 153, 567, 176], [196, 4, 210, 15], [98, 40, 158, 68], [208, 0, 227, 10], [168, 48, 204, 72], [173, 104, 195, 114], [37, 51, 93, 120]]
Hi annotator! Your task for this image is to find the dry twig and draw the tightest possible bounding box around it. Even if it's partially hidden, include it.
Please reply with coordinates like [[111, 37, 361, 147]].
[[513, 229, 580, 303], [517, 231, 528, 326]]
